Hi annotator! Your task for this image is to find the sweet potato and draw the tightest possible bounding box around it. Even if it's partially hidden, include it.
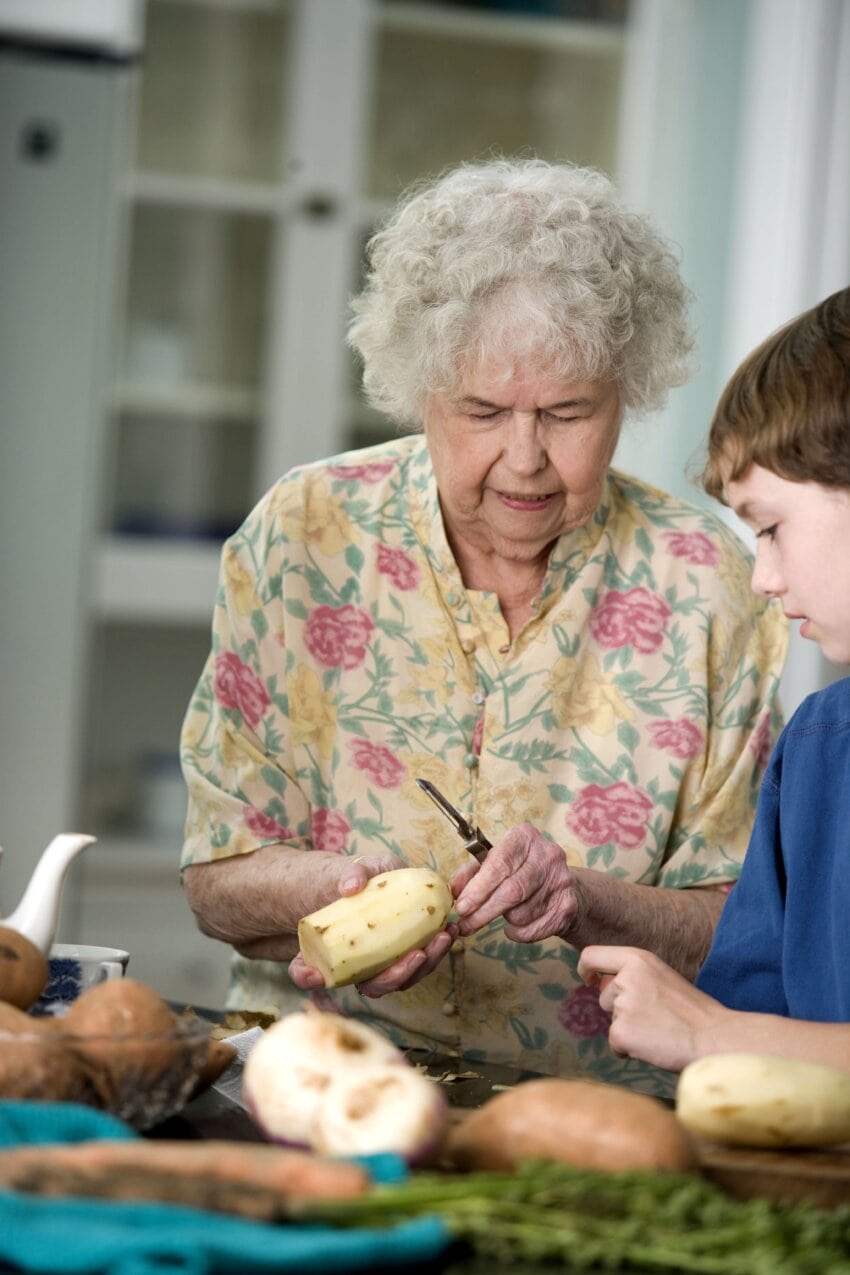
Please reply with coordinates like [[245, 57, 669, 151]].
[[444, 1077, 696, 1174]]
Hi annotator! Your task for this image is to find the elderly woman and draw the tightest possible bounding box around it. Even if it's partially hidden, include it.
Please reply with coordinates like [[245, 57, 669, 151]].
[[180, 158, 786, 1095]]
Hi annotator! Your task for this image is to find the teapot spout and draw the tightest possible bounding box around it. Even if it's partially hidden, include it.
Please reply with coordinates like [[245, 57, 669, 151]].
[[5, 832, 95, 954]]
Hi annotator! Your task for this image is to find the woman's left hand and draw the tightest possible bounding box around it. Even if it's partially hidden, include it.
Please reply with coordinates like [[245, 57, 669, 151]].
[[451, 824, 580, 942]]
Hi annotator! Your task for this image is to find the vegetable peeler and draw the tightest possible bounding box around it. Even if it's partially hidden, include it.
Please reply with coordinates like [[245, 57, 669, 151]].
[[415, 778, 493, 862]]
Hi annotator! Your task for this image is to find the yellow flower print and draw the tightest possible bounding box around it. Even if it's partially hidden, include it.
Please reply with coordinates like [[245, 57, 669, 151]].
[[396, 638, 462, 705], [222, 545, 260, 616], [289, 666, 337, 759], [477, 776, 546, 834], [716, 543, 753, 599], [607, 493, 654, 545], [399, 820, 468, 875], [547, 652, 635, 735], [272, 478, 362, 557], [698, 765, 754, 858], [217, 725, 271, 779], [456, 973, 527, 1035], [402, 755, 461, 810], [748, 601, 789, 673]]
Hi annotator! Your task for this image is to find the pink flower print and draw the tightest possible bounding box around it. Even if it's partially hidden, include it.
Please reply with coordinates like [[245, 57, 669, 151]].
[[311, 808, 351, 853], [662, 530, 721, 567], [376, 543, 420, 590], [304, 605, 374, 669], [244, 807, 292, 841], [648, 717, 705, 760], [213, 652, 270, 728], [567, 782, 654, 850], [328, 461, 396, 483], [471, 714, 484, 757], [749, 713, 773, 768], [590, 588, 671, 654], [559, 984, 612, 1038], [349, 739, 406, 789]]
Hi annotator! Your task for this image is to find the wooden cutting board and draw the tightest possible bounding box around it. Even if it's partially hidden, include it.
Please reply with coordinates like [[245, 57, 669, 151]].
[[696, 1138, 850, 1209]]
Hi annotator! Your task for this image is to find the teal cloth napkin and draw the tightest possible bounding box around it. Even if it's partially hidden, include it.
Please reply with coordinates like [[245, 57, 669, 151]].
[[0, 1102, 449, 1274]]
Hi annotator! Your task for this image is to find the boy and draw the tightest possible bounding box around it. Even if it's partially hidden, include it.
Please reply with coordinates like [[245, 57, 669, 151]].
[[578, 285, 850, 1074]]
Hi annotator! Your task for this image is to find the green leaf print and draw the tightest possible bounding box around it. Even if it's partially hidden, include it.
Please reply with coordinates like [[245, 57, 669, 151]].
[[345, 544, 365, 574], [303, 565, 338, 606], [260, 765, 286, 797], [539, 982, 567, 1001], [635, 526, 654, 559], [616, 721, 640, 752], [493, 739, 570, 775], [250, 608, 268, 640], [284, 597, 308, 621], [511, 1019, 549, 1052], [586, 842, 616, 869], [210, 822, 231, 849], [548, 783, 573, 804]]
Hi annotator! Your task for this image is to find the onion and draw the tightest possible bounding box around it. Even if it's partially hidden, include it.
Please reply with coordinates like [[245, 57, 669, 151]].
[[312, 1063, 448, 1164], [242, 1008, 403, 1146]]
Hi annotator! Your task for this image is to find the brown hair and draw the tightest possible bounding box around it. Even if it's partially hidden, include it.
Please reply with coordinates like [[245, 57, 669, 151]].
[[701, 285, 850, 502]]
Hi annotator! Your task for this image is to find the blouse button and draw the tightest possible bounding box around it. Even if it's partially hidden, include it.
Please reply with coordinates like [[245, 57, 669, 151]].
[[472, 691, 485, 705], [461, 639, 475, 654], [497, 643, 510, 654], [446, 592, 460, 607], [441, 1001, 457, 1017], [463, 752, 478, 769]]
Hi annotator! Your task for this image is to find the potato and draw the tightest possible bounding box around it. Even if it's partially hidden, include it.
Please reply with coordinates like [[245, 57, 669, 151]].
[[63, 978, 186, 1108], [676, 1052, 850, 1148], [187, 1037, 239, 1101], [0, 925, 49, 1010], [445, 1077, 696, 1174], [298, 868, 453, 987], [0, 1001, 82, 1101], [0, 1034, 83, 1102]]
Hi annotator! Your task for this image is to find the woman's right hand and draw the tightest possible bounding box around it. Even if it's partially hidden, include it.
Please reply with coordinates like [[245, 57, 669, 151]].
[[578, 945, 724, 1072]]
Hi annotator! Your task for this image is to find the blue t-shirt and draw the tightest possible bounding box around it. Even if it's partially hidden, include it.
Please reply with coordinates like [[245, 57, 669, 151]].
[[696, 675, 850, 1020]]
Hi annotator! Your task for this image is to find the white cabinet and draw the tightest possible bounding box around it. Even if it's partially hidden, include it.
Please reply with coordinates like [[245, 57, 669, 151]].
[[72, 0, 629, 1005]]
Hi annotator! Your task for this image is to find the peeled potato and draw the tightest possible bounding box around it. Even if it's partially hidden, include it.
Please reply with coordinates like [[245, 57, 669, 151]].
[[445, 1077, 696, 1174], [676, 1052, 850, 1148]]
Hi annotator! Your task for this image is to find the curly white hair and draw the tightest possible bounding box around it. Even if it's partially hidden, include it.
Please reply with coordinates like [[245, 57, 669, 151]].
[[347, 157, 694, 426]]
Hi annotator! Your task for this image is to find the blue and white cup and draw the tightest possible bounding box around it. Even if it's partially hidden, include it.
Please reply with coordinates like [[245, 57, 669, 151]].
[[32, 943, 130, 1017]]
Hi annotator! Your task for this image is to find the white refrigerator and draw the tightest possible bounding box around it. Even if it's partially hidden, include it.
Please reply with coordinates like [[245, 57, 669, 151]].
[[0, 1, 143, 913]]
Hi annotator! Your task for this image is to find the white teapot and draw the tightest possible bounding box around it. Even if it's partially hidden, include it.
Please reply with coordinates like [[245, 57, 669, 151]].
[[0, 833, 94, 1008]]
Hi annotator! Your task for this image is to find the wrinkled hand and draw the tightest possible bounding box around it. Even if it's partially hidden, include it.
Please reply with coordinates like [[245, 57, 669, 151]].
[[578, 945, 723, 1072], [288, 852, 457, 997], [451, 824, 579, 942]]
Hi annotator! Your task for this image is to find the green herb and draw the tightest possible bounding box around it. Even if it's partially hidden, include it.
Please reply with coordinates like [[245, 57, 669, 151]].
[[296, 1160, 850, 1272]]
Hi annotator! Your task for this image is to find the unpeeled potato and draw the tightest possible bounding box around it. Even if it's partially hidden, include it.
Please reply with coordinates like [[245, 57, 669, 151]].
[[63, 978, 188, 1109], [445, 1077, 696, 1174], [0, 999, 83, 1101], [0, 925, 49, 1010]]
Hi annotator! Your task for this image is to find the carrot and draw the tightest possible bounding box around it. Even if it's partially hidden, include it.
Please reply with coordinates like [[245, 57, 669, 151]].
[[0, 1139, 372, 1220]]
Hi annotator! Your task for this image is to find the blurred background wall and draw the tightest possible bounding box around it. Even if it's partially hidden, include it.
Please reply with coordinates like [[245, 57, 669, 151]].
[[0, 0, 847, 1003]]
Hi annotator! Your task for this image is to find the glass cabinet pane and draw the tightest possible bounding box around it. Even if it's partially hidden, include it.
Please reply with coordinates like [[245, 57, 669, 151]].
[[368, 14, 625, 200], [121, 205, 270, 389], [135, 0, 291, 182]]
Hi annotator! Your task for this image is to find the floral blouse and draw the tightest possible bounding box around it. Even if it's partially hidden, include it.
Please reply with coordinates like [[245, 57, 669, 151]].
[[181, 436, 787, 1097]]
